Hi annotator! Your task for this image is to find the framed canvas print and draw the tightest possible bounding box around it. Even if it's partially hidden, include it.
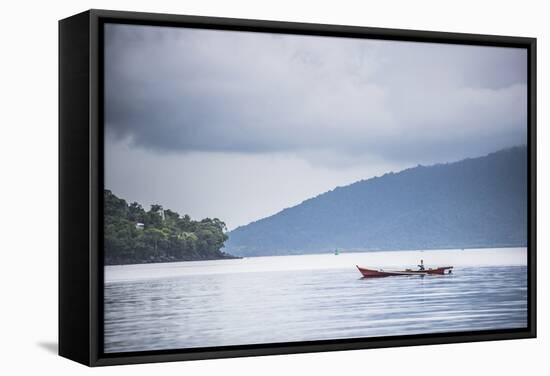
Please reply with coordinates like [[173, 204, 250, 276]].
[[59, 9, 537, 366]]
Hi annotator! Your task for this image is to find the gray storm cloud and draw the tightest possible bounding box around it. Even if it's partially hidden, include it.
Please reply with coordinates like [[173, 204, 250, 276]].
[[104, 23, 527, 166]]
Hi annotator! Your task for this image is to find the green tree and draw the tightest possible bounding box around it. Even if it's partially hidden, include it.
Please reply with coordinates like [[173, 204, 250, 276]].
[[103, 190, 234, 265]]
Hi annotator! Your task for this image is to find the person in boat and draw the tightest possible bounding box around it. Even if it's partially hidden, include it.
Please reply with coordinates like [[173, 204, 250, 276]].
[[418, 259, 425, 271]]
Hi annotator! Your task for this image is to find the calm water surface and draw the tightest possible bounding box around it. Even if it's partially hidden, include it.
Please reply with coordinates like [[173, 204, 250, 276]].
[[104, 248, 527, 353]]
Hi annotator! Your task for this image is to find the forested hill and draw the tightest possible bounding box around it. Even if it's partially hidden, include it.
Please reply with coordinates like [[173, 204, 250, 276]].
[[226, 146, 528, 257], [104, 190, 235, 265]]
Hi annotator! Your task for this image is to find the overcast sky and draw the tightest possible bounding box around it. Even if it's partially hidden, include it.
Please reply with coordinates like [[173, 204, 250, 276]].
[[104, 23, 527, 230]]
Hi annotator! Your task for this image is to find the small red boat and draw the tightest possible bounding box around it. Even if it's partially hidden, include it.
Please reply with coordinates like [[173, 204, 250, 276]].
[[356, 265, 453, 278]]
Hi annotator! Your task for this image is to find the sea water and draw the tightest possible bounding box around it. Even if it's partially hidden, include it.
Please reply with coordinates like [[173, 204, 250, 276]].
[[104, 247, 527, 352]]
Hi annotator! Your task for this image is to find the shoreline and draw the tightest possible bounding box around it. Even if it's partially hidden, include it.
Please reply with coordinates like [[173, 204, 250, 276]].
[[106, 244, 527, 267], [225, 243, 528, 258], [105, 253, 240, 267]]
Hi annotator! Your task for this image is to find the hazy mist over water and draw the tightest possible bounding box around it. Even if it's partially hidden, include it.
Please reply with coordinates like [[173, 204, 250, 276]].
[[104, 248, 527, 352]]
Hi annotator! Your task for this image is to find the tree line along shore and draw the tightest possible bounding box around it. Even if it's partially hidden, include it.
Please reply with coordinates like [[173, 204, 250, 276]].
[[104, 190, 235, 265]]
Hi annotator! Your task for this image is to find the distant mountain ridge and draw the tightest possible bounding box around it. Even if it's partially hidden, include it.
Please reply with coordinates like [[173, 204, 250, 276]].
[[225, 146, 527, 257]]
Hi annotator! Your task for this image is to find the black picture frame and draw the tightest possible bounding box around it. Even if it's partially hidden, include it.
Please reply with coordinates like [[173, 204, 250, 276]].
[[59, 9, 537, 367]]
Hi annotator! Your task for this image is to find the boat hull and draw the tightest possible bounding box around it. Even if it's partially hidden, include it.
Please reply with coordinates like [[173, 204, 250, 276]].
[[356, 265, 453, 278]]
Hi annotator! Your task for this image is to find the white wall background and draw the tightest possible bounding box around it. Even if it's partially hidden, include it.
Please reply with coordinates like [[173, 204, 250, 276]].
[[0, 0, 546, 374]]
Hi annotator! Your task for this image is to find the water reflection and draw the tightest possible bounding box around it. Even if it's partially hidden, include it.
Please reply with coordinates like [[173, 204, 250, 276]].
[[105, 251, 527, 353]]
